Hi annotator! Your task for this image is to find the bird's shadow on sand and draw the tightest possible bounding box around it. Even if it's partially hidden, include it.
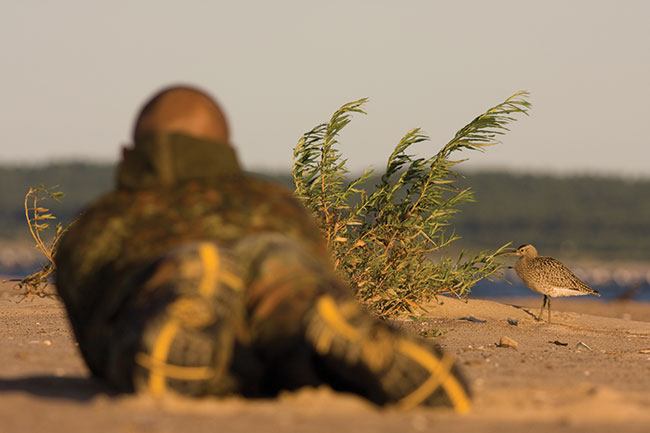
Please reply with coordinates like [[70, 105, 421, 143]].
[[0, 375, 116, 401], [506, 304, 538, 320]]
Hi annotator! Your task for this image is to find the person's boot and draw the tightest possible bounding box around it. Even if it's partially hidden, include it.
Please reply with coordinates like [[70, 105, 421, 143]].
[[304, 294, 471, 412], [110, 242, 252, 396]]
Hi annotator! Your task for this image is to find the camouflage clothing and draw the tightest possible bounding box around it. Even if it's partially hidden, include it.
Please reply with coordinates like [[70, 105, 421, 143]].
[[55, 132, 470, 410], [56, 134, 327, 380]]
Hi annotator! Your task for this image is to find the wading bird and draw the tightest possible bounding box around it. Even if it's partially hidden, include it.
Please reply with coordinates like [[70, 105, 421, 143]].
[[504, 244, 600, 322]]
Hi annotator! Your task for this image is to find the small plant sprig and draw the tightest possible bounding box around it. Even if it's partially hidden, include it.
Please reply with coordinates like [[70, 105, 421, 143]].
[[12, 185, 67, 298], [293, 91, 530, 316]]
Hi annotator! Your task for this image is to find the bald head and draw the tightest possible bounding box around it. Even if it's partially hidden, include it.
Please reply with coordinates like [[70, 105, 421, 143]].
[[133, 86, 229, 143]]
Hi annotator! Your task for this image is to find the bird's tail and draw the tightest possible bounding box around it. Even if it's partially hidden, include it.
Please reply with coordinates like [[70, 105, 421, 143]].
[[578, 281, 600, 296]]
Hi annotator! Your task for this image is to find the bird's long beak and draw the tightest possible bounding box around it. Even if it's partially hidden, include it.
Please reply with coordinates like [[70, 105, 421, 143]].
[[496, 250, 517, 256]]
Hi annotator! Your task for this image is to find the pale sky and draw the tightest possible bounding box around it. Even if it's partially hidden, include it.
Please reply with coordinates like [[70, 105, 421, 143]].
[[2, 1, 649, 177]]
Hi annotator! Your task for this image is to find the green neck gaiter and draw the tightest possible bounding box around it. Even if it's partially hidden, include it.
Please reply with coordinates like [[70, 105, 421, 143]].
[[116, 133, 243, 189]]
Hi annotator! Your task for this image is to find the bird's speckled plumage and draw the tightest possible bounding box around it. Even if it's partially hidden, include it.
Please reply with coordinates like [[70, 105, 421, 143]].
[[508, 244, 599, 322]]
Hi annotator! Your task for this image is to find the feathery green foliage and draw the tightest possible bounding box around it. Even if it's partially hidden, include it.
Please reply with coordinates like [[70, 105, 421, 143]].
[[293, 91, 531, 316]]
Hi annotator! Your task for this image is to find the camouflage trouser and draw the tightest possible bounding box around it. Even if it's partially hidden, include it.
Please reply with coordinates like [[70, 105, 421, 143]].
[[104, 235, 470, 411]]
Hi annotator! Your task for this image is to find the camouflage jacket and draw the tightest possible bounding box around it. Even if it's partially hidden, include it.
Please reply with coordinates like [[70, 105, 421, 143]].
[[54, 133, 328, 376]]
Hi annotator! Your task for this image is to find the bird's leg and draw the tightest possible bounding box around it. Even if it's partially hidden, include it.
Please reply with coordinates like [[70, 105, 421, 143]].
[[537, 295, 547, 321], [547, 296, 552, 323]]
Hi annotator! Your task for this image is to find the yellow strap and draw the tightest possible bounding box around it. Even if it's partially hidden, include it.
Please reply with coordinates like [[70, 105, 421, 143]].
[[220, 270, 244, 292], [198, 242, 243, 293], [198, 243, 220, 297], [135, 352, 214, 380], [396, 340, 471, 414], [147, 318, 180, 395], [396, 349, 454, 410], [316, 295, 361, 341]]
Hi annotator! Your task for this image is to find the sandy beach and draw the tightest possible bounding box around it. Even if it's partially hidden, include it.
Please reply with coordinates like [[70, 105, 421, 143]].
[[2, 280, 650, 433]]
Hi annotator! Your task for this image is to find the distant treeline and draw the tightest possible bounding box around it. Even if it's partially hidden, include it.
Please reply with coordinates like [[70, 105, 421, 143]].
[[2, 163, 649, 260], [453, 173, 650, 260]]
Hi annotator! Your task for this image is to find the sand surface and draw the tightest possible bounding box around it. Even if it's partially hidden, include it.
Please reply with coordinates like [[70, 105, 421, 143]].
[[2, 281, 650, 433]]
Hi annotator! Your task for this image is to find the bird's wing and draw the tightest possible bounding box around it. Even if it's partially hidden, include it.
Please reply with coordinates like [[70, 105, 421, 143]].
[[535, 257, 599, 294], [534, 257, 585, 288]]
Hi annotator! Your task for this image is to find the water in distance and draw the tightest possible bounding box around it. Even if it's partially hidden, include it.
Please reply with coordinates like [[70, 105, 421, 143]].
[[471, 278, 650, 302]]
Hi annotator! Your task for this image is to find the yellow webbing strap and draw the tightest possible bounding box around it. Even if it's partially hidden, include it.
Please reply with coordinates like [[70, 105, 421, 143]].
[[198, 242, 243, 293], [135, 352, 215, 380], [197, 243, 220, 297], [220, 270, 244, 292], [316, 295, 361, 341], [396, 340, 471, 413], [146, 318, 181, 395]]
